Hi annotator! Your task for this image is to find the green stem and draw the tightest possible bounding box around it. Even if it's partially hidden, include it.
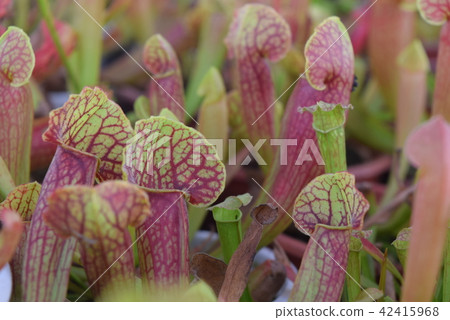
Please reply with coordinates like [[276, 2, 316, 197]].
[[312, 103, 364, 301], [376, 203, 411, 236], [379, 151, 409, 208], [444, 226, 450, 302], [361, 250, 376, 284], [346, 237, 362, 301], [37, 0, 81, 92], [70, 0, 105, 88], [362, 240, 403, 283], [433, 272, 443, 302], [311, 103, 348, 173], [378, 249, 388, 297], [212, 206, 252, 302], [15, 0, 29, 31], [185, 4, 227, 118], [212, 207, 243, 264]]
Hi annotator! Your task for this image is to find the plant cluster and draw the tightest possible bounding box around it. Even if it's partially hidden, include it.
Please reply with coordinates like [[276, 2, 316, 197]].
[[0, 0, 449, 302]]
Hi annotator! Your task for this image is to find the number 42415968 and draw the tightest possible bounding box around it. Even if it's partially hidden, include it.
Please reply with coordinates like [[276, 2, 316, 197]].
[[379, 307, 439, 317]]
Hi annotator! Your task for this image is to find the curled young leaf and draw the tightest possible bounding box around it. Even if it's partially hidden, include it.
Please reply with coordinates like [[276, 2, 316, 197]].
[[209, 193, 252, 212], [225, 4, 291, 164], [392, 227, 411, 268], [304, 17, 354, 103], [289, 172, 369, 302], [0, 26, 35, 185], [143, 34, 186, 122], [43, 181, 150, 299], [0, 26, 35, 87]]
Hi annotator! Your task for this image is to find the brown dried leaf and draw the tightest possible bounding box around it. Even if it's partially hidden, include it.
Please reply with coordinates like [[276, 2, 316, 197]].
[[248, 260, 286, 302], [190, 253, 227, 297]]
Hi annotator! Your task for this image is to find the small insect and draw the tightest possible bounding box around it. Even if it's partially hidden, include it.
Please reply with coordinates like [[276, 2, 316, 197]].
[[351, 75, 358, 92]]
